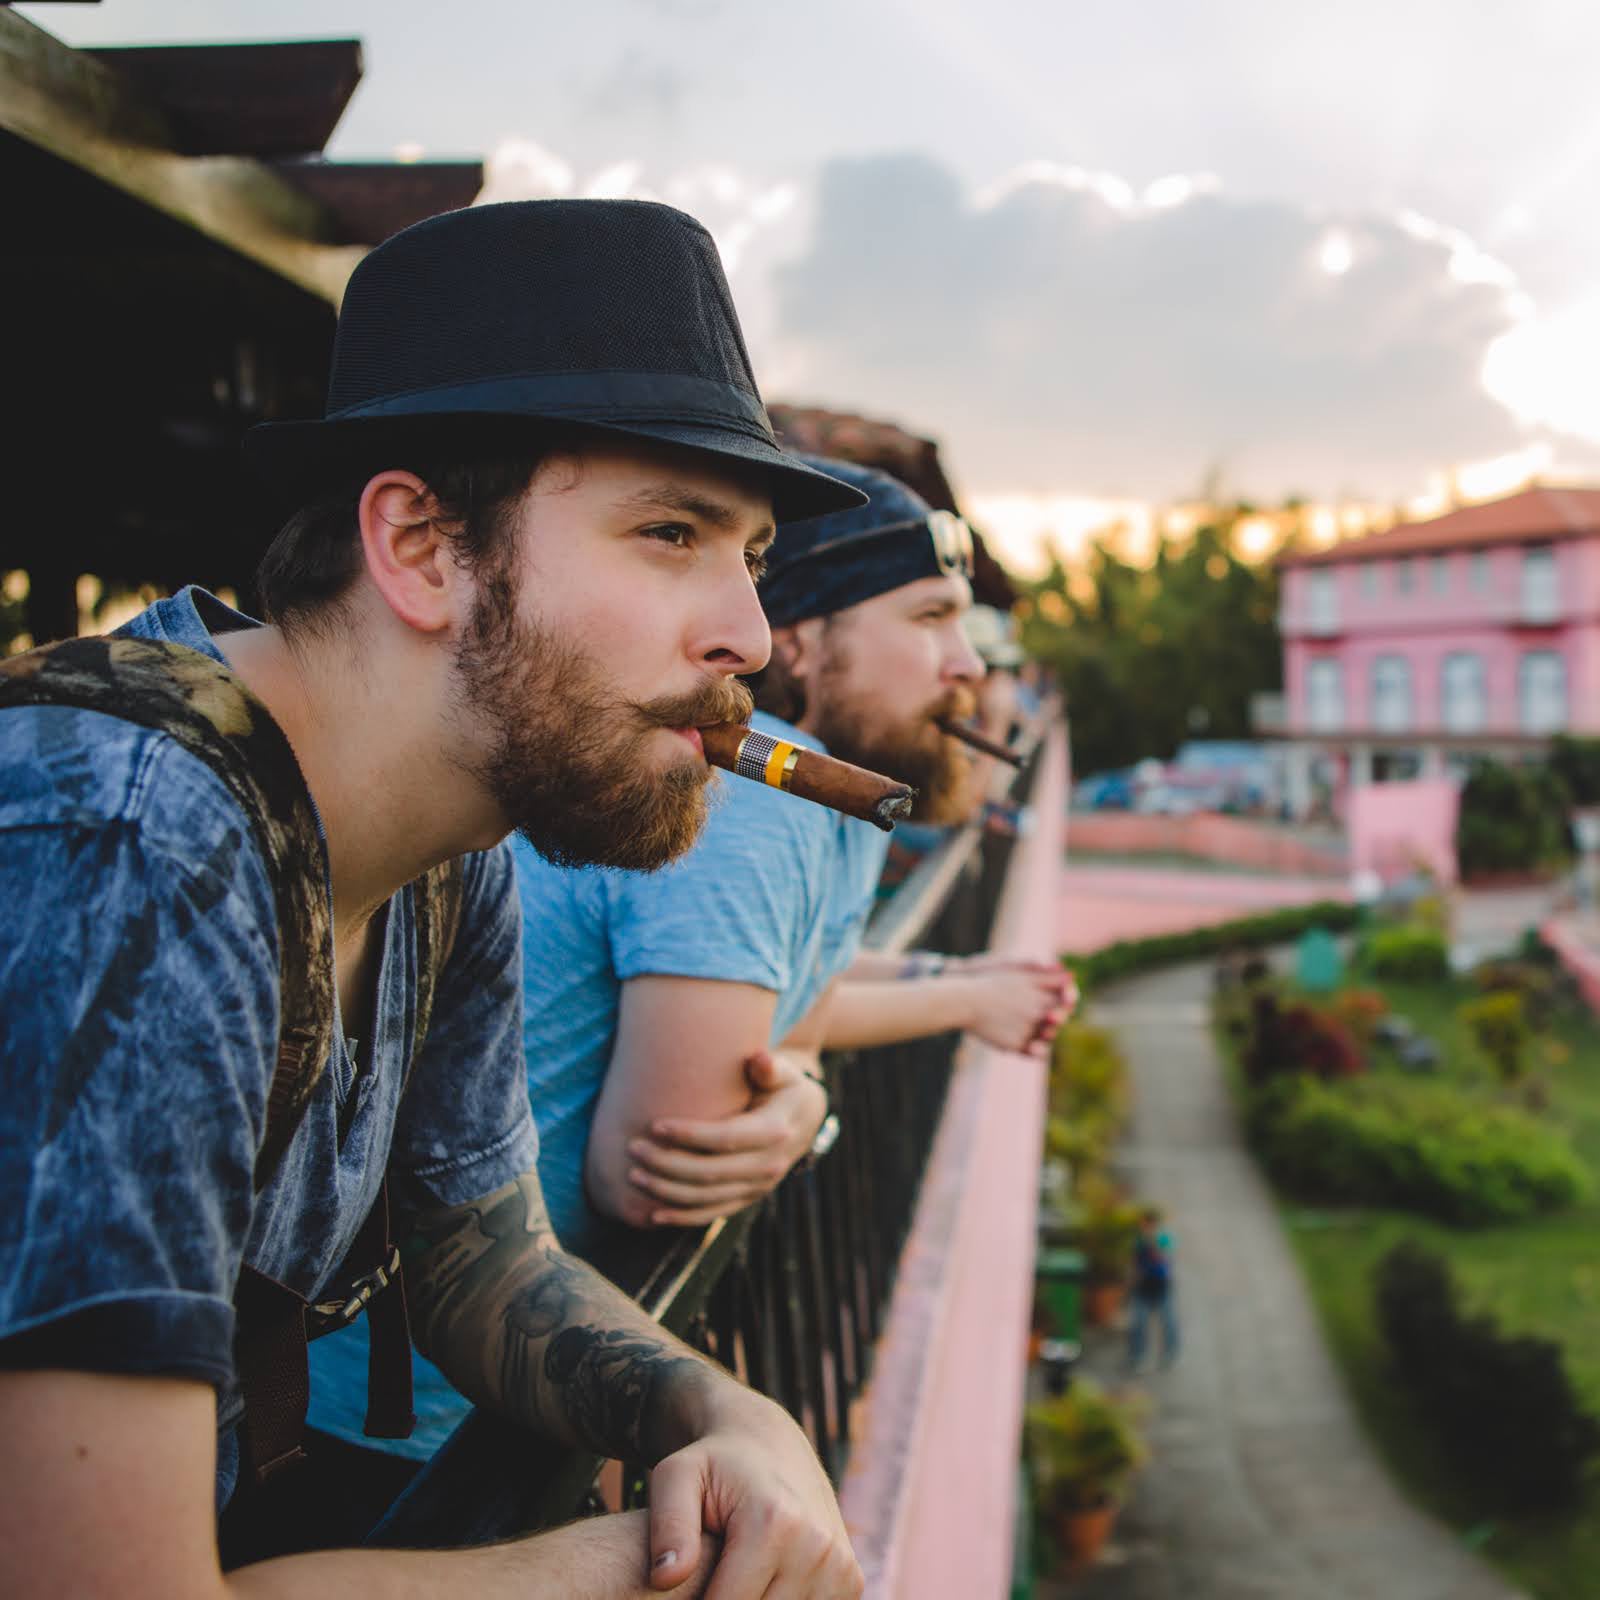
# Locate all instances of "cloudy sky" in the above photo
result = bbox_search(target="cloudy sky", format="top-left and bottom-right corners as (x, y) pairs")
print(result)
(23, 0), (1600, 547)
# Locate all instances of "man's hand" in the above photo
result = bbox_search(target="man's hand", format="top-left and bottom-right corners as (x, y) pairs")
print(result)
(954, 962), (1073, 1056)
(647, 1386), (863, 1598)
(626, 1052), (828, 1226)
(956, 954), (1078, 1028)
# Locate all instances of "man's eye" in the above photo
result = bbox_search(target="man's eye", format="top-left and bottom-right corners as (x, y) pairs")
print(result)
(643, 522), (693, 548)
(745, 549), (769, 581)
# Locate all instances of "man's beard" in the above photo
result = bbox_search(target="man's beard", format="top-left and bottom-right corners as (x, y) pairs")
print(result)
(810, 651), (982, 826)
(454, 570), (753, 871)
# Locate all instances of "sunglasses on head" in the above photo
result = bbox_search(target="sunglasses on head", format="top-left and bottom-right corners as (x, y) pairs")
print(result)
(777, 511), (976, 580)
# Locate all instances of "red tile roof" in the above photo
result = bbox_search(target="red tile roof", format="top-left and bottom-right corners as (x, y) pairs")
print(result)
(1283, 485), (1600, 566)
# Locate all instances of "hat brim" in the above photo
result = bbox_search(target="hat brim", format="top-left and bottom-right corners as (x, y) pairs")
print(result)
(244, 412), (866, 524)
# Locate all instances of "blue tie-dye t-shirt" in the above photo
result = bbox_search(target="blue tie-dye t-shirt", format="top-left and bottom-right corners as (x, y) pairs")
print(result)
(0, 588), (537, 1509)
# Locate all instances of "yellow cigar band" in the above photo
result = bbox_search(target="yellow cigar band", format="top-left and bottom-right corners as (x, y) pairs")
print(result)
(766, 741), (800, 790)
(732, 728), (801, 791)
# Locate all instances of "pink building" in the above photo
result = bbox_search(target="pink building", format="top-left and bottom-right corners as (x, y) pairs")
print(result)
(1268, 486), (1600, 819)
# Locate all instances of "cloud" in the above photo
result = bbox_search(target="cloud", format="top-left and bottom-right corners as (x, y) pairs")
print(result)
(770, 154), (1533, 499)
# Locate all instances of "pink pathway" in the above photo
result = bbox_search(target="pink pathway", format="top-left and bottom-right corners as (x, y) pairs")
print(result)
(1058, 862), (1352, 954)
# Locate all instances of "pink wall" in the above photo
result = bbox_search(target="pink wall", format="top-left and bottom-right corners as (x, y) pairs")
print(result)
(1347, 778), (1460, 884)
(1068, 811), (1347, 875)
(1541, 917), (1600, 1016)
(837, 725), (1067, 1600)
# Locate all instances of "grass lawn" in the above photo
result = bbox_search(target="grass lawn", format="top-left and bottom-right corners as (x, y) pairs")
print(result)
(1229, 975), (1600, 1600)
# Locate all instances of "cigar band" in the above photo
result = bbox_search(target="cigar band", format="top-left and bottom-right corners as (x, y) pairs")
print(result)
(733, 728), (801, 792)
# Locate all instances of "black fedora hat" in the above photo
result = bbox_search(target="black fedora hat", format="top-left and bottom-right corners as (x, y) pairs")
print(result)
(245, 199), (864, 522)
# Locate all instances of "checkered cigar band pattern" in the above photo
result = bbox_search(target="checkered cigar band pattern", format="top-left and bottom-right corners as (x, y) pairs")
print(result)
(733, 729), (799, 789)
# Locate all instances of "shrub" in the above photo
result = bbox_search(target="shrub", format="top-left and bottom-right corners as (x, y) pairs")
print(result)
(1027, 1377), (1149, 1515)
(1459, 990), (1531, 1082)
(1456, 759), (1572, 877)
(1471, 957), (1580, 1028)
(1070, 1174), (1144, 1283)
(1250, 1076), (1590, 1225)
(1326, 987), (1388, 1049)
(1375, 1241), (1600, 1510)
(1242, 990), (1365, 1086)
(1363, 925), (1451, 983)
(1049, 1021), (1129, 1127)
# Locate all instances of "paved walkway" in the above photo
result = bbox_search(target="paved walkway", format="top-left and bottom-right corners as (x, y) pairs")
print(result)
(1059, 962), (1522, 1600)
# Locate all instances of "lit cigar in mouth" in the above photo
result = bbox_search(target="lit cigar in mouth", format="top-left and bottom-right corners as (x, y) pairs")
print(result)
(700, 723), (916, 831)
(935, 715), (1025, 768)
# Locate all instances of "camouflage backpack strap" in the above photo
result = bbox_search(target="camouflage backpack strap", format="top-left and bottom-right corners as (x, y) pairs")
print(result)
(0, 635), (334, 1191)
(407, 853), (466, 1080)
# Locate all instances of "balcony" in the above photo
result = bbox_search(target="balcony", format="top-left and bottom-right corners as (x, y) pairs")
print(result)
(367, 718), (1070, 1598)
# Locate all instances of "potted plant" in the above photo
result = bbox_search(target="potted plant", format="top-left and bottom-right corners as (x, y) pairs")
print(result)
(1026, 1378), (1148, 1572)
(1073, 1177), (1142, 1326)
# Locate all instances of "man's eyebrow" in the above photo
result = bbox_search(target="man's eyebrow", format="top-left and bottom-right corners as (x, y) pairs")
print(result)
(616, 483), (768, 535)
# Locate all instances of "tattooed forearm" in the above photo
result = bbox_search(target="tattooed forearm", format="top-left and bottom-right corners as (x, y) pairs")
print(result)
(402, 1171), (715, 1463)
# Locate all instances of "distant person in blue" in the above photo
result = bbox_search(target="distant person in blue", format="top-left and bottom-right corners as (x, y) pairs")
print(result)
(0, 200), (865, 1598)
(310, 459), (1073, 1465)
(1128, 1207), (1180, 1370)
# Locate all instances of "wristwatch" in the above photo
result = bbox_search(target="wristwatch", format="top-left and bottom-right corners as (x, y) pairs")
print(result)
(898, 950), (950, 980)
(798, 1067), (841, 1170)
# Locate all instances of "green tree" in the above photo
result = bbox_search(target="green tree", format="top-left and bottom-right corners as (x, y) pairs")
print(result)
(1019, 512), (1282, 776)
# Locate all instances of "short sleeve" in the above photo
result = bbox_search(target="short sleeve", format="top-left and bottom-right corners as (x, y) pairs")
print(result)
(606, 779), (828, 994)
(389, 841), (540, 1208)
(0, 737), (278, 1388)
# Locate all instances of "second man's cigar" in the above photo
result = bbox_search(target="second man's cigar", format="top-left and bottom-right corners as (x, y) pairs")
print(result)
(700, 723), (915, 831)
(935, 715), (1024, 767)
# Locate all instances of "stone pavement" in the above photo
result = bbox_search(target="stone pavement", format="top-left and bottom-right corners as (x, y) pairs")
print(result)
(1053, 961), (1522, 1600)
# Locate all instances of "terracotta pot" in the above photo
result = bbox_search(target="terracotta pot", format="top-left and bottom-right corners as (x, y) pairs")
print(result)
(1082, 1280), (1124, 1327)
(1057, 1499), (1118, 1572)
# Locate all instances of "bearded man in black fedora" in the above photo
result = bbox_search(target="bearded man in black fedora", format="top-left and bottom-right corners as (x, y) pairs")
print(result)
(0, 200), (866, 1598)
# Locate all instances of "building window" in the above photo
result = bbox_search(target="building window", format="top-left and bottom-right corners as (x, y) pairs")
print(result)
(1306, 568), (1338, 632)
(1519, 650), (1567, 733)
(1371, 654), (1413, 732)
(1306, 659), (1343, 731)
(1440, 651), (1486, 732)
(1430, 554), (1449, 595)
(1360, 562), (1378, 598)
(1522, 546), (1559, 622)
(1470, 549), (1490, 591)
(1396, 558), (1415, 595)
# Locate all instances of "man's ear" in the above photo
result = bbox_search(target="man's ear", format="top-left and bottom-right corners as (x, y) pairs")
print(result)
(356, 470), (462, 636)
(772, 618), (825, 683)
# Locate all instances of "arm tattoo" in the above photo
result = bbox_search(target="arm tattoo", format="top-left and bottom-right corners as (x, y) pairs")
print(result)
(402, 1172), (715, 1463)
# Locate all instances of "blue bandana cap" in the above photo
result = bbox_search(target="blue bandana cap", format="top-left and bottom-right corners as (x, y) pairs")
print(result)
(758, 455), (974, 627)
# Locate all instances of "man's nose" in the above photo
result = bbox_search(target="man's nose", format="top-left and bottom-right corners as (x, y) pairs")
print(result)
(947, 626), (986, 684)
(699, 570), (772, 676)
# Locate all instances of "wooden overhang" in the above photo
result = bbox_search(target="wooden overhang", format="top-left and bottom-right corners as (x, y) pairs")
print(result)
(0, 11), (482, 643)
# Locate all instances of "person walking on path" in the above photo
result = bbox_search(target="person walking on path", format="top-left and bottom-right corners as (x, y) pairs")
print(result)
(1127, 1207), (1178, 1372)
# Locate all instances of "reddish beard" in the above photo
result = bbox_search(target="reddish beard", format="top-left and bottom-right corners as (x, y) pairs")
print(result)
(454, 569), (753, 870)
(812, 675), (983, 826)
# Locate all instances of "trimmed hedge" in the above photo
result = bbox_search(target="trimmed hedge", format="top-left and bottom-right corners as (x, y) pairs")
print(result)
(1361, 925), (1451, 983)
(1376, 1241), (1600, 1510)
(1065, 900), (1360, 992)
(1250, 1075), (1590, 1226)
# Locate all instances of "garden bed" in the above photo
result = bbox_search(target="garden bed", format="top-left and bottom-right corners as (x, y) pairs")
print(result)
(1221, 969), (1600, 1600)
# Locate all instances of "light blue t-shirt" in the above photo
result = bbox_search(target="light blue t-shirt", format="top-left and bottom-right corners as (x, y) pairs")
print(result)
(332, 712), (889, 1460)
(519, 712), (890, 1257)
